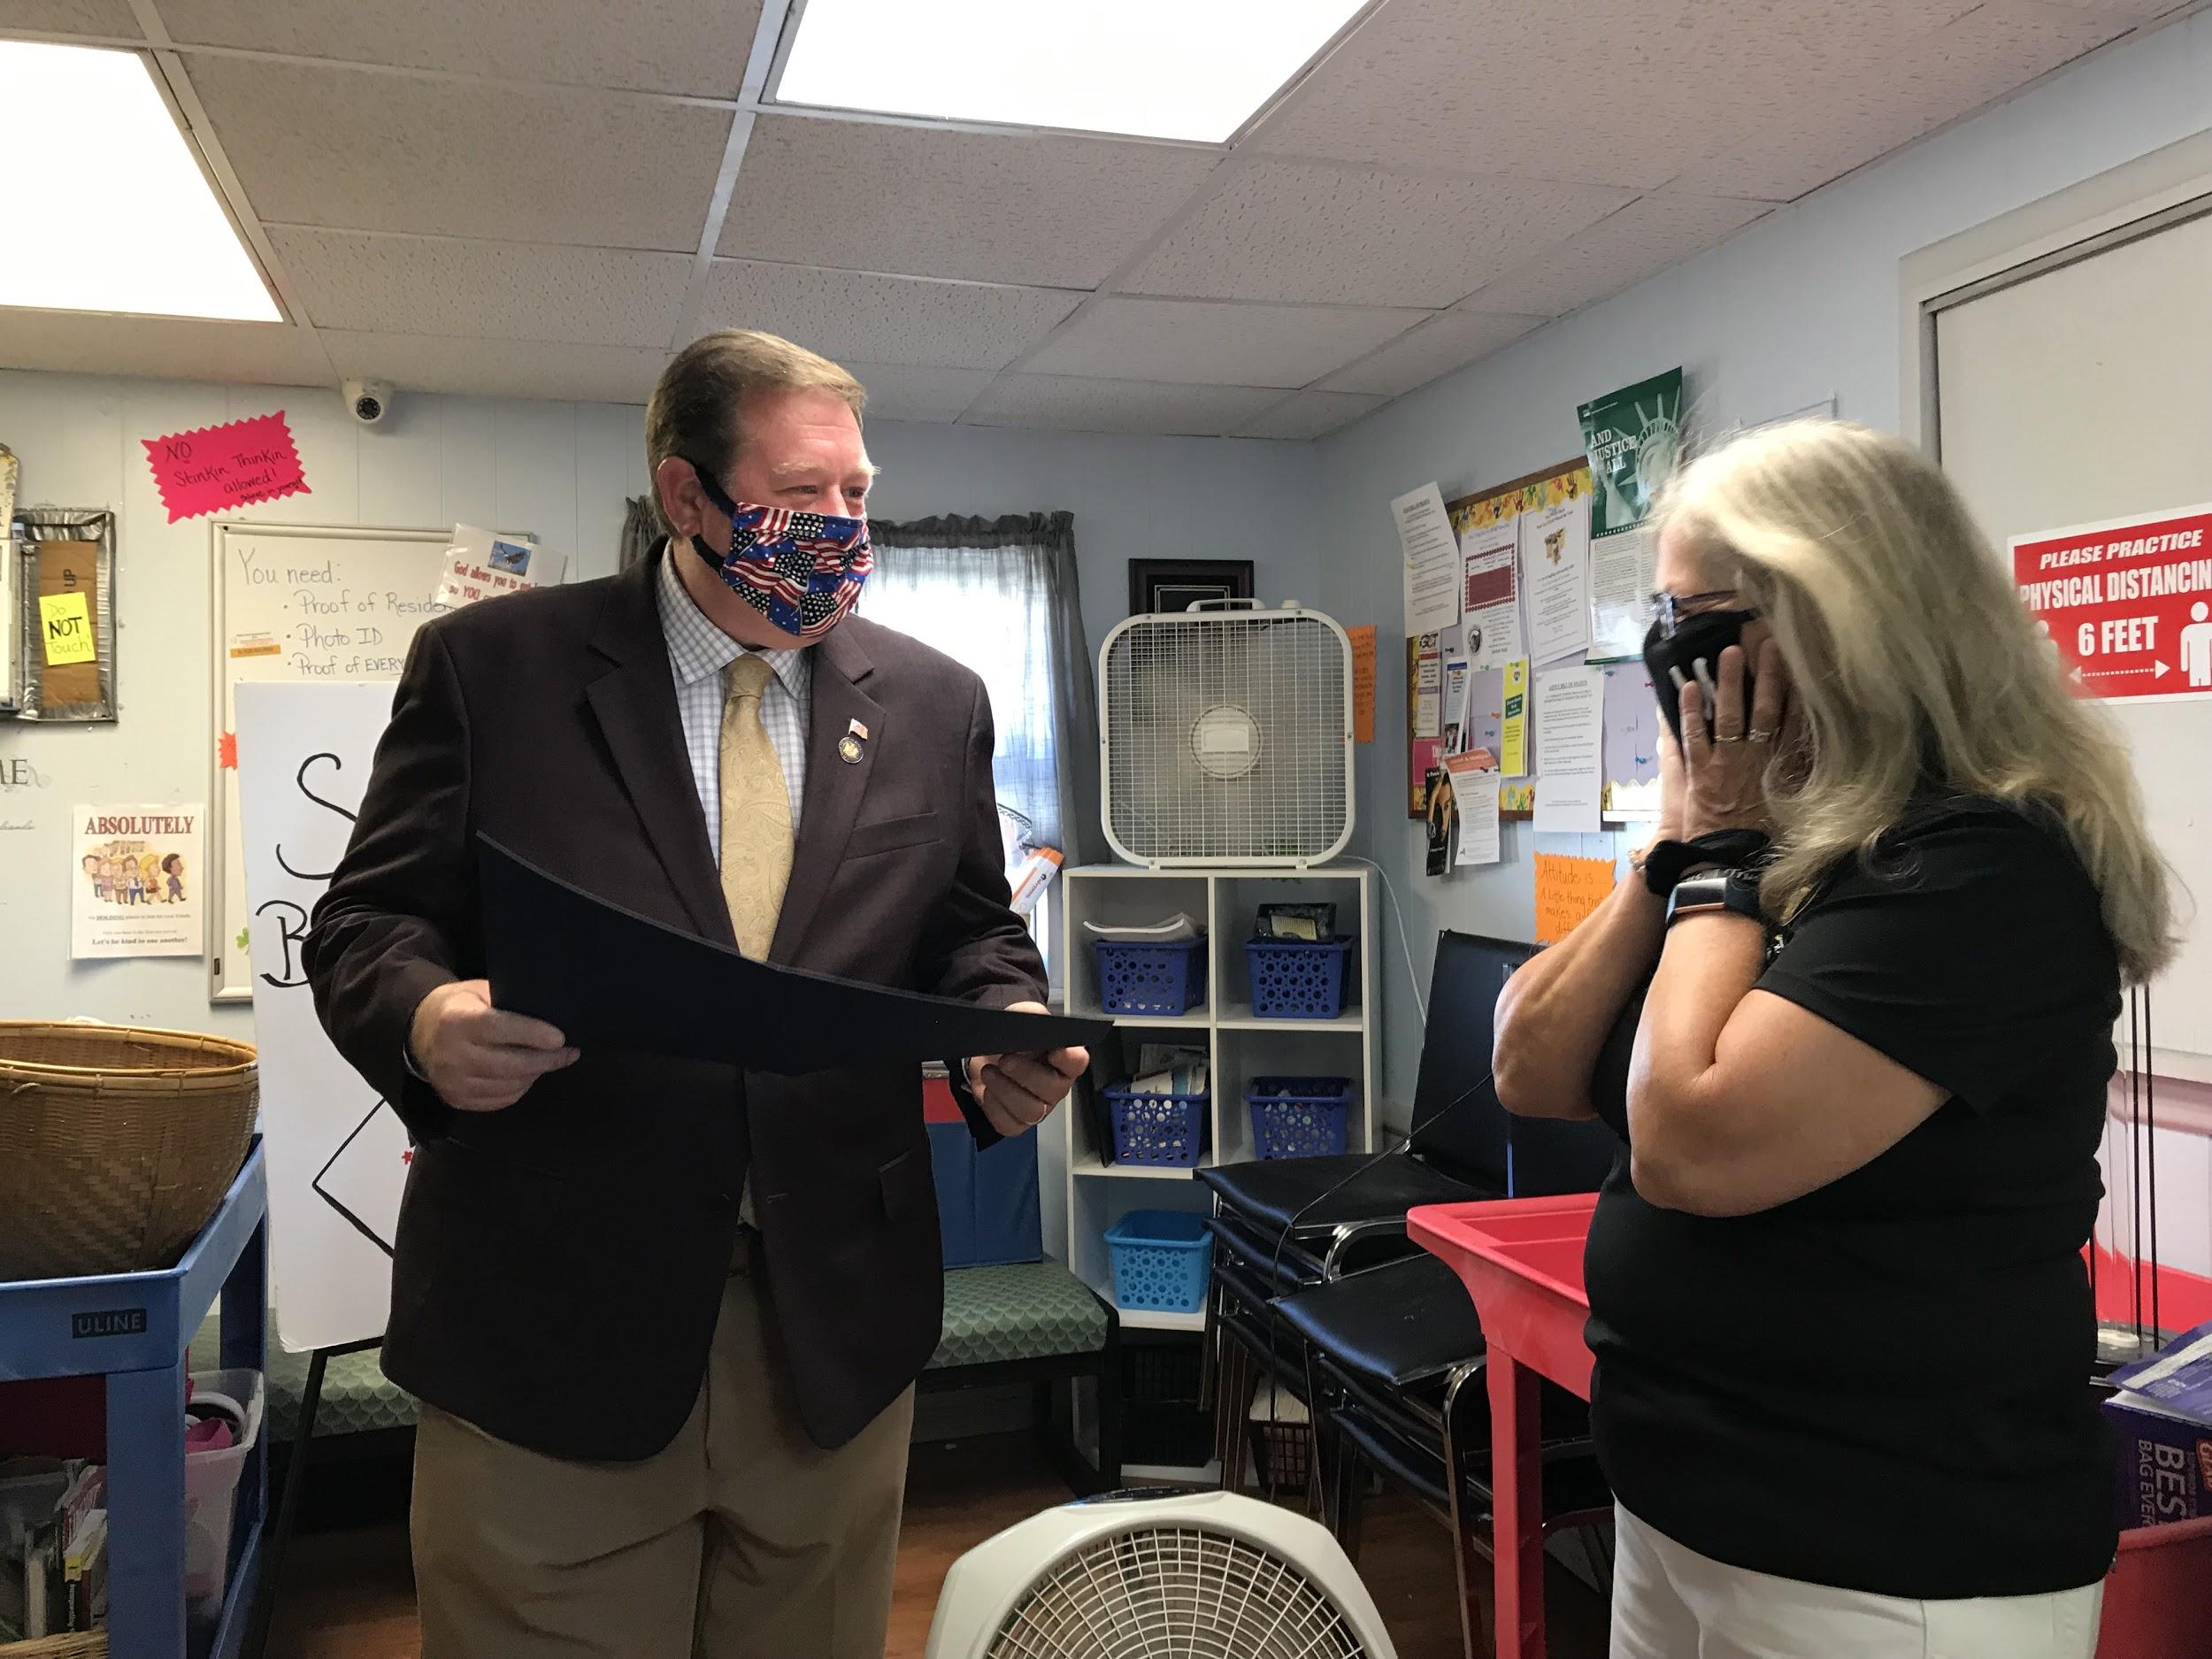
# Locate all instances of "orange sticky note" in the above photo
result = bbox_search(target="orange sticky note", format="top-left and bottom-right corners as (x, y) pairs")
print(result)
(1348, 626), (1377, 743)
(1534, 852), (1615, 944)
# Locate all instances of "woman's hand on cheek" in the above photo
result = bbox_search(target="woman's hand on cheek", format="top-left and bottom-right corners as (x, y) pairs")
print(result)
(1678, 639), (1792, 839)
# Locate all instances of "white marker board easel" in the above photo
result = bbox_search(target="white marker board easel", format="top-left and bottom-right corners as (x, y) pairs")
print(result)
(1932, 197), (2212, 1075)
(207, 522), (526, 1002)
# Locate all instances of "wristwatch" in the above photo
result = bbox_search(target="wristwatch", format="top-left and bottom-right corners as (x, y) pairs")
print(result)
(1666, 867), (1766, 927)
(1641, 829), (1773, 896)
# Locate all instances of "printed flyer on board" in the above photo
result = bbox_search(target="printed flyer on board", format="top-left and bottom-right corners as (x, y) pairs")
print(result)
(73, 803), (204, 958)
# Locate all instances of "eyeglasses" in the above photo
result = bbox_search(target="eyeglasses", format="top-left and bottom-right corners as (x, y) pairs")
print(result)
(1648, 589), (1754, 639)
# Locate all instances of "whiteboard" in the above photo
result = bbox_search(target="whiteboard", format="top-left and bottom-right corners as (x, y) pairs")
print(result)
(207, 522), (452, 1002)
(1933, 200), (2212, 1073)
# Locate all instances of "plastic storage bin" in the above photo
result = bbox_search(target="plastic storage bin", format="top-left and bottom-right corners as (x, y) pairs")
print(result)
(1092, 938), (1206, 1016)
(184, 1367), (265, 1640)
(1105, 1210), (1214, 1313)
(2096, 1514), (2212, 1659)
(1102, 1082), (1210, 1168)
(1244, 938), (1355, 1019)
(1247, 1076), (1353, 1159)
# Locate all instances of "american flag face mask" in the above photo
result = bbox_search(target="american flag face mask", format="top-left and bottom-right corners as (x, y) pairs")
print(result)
(683, 460), (873, 642)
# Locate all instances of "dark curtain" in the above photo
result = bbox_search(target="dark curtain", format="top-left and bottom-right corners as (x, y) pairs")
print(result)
(618, 495), (657, 572)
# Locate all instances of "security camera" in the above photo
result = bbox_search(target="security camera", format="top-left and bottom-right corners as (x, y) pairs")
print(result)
(342, 379), (394, 426)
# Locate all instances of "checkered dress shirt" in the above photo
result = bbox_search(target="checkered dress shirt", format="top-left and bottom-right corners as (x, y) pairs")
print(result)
(657, 547), (810, 860)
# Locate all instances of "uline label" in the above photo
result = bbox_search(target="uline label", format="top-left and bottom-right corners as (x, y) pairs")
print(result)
(72, 1308), (148, 1339)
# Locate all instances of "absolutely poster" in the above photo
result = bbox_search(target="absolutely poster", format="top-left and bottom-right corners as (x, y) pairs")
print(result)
(72, 803), (204, 958)
(2012, 504), (2212, 701)
(1578, 369), (1683, 536)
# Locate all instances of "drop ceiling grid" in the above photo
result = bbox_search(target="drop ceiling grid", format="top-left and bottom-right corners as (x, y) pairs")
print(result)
(1667, 0), (2141, 201)
(1130, 160), (1641, 310)
(1243, 0), (1993, 189)
(1021, 296), (1429, 388)
(716, 115), (1225, 288)
(148, 0), (764, 97)
(180, 53), (735, 249)
(0, 0), (2195, 434)
(268, 228), (696, 345)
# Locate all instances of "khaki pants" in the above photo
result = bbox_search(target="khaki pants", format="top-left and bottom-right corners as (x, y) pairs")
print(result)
(411, 1247), (915, 1659)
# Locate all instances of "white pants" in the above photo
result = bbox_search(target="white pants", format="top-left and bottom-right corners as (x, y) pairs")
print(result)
(1609, 1505), (2103, 1659)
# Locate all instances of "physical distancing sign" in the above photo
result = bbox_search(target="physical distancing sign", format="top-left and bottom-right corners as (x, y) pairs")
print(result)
(2014, 505), (2212, 702)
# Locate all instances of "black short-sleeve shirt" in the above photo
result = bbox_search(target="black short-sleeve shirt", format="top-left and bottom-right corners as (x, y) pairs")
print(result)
(1583, 797), (2121, 1598)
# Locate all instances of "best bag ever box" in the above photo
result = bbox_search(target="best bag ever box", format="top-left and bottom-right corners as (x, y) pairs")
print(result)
(2103, 1318), (2212, 1529)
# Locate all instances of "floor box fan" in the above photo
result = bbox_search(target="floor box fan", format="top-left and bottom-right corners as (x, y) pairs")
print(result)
(925, 1489), (1397, 1657)
(1099, 600), (1354, 867)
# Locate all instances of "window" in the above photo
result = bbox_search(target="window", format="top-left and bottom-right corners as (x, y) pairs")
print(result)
(860, 514), (1100, 983)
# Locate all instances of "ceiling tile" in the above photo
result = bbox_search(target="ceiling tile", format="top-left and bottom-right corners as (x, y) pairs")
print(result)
(1670, 2), (2131, 202)
(964, 376), (1282, 436)
(1250, 0), (1980, 189)
(1023, 296), (1425, 388)
(270, 229), (690, 345)
(1457, 193), (1774, 318)
(1316, 310), (1545, 396)
(700, 262), (1080, 371)
(184, 54), (727, 249)
(4, 0), (139, 35)
(1233, 391), (1387, 442)
(1120, 160), (1632, 308)
(840, 361), (995, 424)
(321, 332), (666, 403)
(154, 0), (760, 96)
(720, 116), (1221, 288)
(2032, 0), (2188, 16)
(0, 312), (327, 386)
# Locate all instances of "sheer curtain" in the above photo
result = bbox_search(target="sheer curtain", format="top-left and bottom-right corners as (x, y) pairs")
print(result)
(859, 512), (1102, 869)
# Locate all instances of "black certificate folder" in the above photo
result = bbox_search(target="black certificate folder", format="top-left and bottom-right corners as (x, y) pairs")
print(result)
(478, 834), (1109, 1075)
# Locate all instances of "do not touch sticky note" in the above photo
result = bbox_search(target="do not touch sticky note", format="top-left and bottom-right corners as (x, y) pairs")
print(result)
(39, 591), (96, 664)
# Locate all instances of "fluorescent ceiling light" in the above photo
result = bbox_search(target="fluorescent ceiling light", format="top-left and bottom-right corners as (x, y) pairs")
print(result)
(0, 43), (279, 322)
(775, 0), (1367, 144)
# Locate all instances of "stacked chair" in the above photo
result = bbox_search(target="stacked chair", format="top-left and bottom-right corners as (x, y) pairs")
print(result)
(1199, 931), (1623, 1658)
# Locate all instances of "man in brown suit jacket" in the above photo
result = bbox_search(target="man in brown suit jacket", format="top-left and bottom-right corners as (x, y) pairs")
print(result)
(306, 331), (1085, 1659)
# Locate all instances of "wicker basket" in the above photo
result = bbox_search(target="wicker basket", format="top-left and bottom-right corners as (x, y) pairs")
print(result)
(0, 1634), (108, 1656)
(0, 1022), (257, 1282)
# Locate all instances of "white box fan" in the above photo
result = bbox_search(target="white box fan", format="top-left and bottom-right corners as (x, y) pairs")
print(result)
(1099, 600), (1354, 867)
(926, 1489), (1396, 1659)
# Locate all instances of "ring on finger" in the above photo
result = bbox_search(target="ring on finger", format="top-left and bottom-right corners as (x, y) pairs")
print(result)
(1747, 727), (1777, 743)
(1714, 733), (1745, 744)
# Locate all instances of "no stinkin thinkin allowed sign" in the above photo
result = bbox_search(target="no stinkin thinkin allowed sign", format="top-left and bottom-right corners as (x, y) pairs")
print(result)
(2014, 504), (2212, 703)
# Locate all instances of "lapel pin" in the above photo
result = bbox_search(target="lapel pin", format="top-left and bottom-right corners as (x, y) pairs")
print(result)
(838, 718), (868, 764)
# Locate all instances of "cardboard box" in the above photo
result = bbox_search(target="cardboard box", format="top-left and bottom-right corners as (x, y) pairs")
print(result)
(2105, 1318), (2212, 1529)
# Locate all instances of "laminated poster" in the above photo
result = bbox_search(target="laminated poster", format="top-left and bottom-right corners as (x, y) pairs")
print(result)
(1578, 369), (1683, 537)
(73, 803), (204, 959)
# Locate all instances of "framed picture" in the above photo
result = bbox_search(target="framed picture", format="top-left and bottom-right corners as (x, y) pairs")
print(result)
(1128, 557), (1255, 617)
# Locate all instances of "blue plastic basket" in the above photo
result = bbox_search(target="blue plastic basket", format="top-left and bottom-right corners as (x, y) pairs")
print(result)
(1105, 1210), (1214, 1313)
(1247, 1076), (1354, 1159)
(1092, 937), (1207, 1016)
(1244, 937), (1355, 1019)
(1102, 1082), (1210, 1167)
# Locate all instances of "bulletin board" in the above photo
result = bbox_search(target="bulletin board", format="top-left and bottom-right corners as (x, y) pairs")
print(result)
(1406, 457), (1588, 818)
(206, 522), (453, 1002)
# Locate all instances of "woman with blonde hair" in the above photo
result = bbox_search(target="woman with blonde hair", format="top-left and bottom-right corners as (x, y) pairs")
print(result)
(1495, 419), (2170, 1658)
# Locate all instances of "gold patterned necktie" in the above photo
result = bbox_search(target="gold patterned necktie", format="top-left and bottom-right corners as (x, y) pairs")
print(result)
(718, 654), (793, 959)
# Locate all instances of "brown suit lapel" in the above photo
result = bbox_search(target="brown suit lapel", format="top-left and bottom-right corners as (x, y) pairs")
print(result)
(771, 623), (884, 965)
(583, 549), (733, 944)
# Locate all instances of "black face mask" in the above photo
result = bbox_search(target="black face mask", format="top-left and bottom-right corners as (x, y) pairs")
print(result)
(1642, 607), (1760, 746)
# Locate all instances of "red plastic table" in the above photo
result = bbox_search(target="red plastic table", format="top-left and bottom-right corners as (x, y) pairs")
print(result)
(1413, 1199), (2212, 1659)
(1409, 1194), (1599, 1659)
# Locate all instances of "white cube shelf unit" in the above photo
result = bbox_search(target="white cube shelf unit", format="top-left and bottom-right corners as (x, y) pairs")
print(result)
(1051, 864), (1377, 1333)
